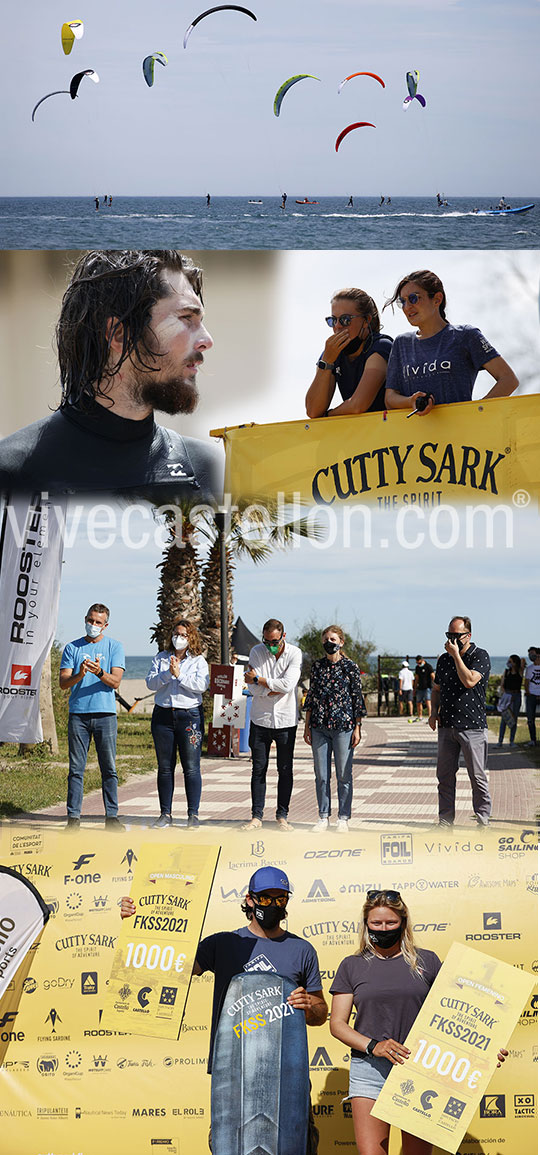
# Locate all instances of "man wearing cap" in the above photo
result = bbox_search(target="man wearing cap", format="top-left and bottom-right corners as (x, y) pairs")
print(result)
(242, 618), (302, 832)
(398, 660), (414, 717)
(121, 865), (326, 1152)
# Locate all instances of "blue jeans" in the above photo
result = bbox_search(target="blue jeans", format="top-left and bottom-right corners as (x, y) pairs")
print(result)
(67, 712), (118, 817)
(311, 727), (354, 819)
(151, 705), (203, 817)
(498, 691), (521, 744)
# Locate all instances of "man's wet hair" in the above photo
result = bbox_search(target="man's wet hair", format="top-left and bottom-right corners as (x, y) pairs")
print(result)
(56, 250), (203, 411)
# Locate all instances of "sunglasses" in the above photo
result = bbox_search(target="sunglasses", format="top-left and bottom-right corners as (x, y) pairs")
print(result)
(445, 631), (469, 640)
(396, 293), (420, 309)
(324, 313), (360, 328)
(252, 892), (288, 908)
(366, 890), (401, 903)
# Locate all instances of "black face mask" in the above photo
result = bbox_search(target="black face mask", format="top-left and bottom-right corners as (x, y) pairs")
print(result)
(368, 925), (403, 949)
(253, 902), (285, 930)
(323, 640), (341, 655)
(447, 633), (466, 651)
(342, 334), (362, 356)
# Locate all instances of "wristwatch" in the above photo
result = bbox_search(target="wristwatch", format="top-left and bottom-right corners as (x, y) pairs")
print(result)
(316, 358), (335, 372)
(253, 675), (259, 685)
(366, 1039), (378, 1055)
(96, 668), (104, 679)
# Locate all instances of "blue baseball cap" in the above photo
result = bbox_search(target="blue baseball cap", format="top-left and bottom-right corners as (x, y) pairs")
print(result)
(248, 866), (291, 893)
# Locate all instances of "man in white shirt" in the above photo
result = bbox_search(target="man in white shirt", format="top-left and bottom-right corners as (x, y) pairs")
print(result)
(524, 646), (540, 747)
(242, 619), (302, 832)
(398, 660), (415, 717)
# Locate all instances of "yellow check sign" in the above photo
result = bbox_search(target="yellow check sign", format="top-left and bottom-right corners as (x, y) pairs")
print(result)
(371, 942), (536, 1152)
(101, 841), (220, 1040)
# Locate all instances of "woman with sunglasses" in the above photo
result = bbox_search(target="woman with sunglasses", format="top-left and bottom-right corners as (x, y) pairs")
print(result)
(305, 288), (393, 418)
(145, 617), (209, 829)
(330, 891), (507, 1155)
(303, 624), (365, 833)
(384, 269), (518, 416)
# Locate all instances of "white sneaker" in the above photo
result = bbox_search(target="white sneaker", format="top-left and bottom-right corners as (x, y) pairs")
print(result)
(311, 817), (329, 832)
(336, 818), (349, 832)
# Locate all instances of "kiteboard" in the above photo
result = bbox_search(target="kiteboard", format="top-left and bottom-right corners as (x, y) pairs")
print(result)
(211, 972), (309, 1155)
(476, 203), (535, 215)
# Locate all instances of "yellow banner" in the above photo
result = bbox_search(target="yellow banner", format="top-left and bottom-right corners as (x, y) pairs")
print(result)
(101, 841), (220, 1039)
(212, 394), (540, 507)
(372, 941), (536, 1152)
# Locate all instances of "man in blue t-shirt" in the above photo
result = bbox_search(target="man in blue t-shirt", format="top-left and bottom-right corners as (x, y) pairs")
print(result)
(60, 602), (125, 830)
(121, 865), (327, 1153)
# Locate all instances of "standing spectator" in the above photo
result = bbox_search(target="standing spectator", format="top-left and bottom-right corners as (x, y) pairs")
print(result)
(145, 618), (209, 829)
(303, 625), (365, 833)
(242, 619), (302, 832)
(398, 661), (414, 717)
(60, 603), (125, 830)
(497, 654), (522, 747)
(429, 616), (491, 827)
(524, 647), (540, 747)
(413, 655), (434, 720)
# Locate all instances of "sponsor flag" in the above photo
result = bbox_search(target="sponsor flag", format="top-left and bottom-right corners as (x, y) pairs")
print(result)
(0, 494), (65, 742)
(0, 865), (50, 997)
(371, 941), (536, 1152)
(211, 395), (540, 505)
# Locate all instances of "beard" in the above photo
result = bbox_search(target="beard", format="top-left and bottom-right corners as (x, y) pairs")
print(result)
(129, 357), (202, 415)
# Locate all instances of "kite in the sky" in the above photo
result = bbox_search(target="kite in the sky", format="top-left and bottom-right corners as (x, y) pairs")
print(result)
(403, 69), (426, 108)
(32, 70), (99, 120)
(335, 121), (376, 152)
(273, 74), (321, 117)
(69, 69), (100, 99)
(61, 20), (84, 55)
(337, 71), (385, 94)
(143, 52), (168, 86)
(183, 5), (257, 48)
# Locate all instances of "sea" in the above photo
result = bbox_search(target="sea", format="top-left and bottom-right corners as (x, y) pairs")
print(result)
(0, 196), (537, 249)
(123, 654), (512, 679)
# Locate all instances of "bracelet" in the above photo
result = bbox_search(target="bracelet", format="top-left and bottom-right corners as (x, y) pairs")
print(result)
(365, 1038), (378, 1056)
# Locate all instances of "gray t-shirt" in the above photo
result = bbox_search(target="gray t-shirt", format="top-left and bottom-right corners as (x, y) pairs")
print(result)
(385, 324), (499, 402)
(330, 949), (441, 1057)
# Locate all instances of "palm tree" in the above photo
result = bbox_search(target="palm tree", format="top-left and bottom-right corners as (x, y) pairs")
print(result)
(150, 505), (202, 652)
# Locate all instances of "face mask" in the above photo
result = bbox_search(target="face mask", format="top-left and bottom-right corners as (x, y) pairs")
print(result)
(172, 635), (188, 651)
(323, 640), (341, 655)
(447, 633), (466, 650)
(264, 640), (281, 655)
(529, 653), (536, 662)
(253, 901), (285, 930)
(343, 334), (362, 356)
(85, 622), (103, 639)
(368, 925), (403, 949)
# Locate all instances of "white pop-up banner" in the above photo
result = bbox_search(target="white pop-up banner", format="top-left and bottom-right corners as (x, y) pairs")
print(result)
(0, 865), (50, 997)
(0, 493), (65, 742)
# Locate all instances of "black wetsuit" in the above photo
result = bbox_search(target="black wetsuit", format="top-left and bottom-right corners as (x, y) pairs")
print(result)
(0, 402), (223, 502)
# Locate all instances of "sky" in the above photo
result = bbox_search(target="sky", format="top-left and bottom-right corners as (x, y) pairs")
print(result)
(55, 495), (538, 658)
(1, 0), (539, 196)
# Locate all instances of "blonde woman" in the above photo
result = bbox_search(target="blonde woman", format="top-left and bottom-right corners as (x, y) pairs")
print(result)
(330, 891), (507, 1155)
(304, 625), (365, 833)
(145, 618), (209, 829)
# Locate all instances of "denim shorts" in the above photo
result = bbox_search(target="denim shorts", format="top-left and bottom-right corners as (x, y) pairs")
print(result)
(348, 1053), (392, 1098)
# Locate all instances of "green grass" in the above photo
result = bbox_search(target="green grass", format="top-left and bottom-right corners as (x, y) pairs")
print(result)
(487, 716), (540, 767)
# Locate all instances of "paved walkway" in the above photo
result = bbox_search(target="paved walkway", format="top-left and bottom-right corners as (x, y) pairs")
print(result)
(23, 715), (537, 830)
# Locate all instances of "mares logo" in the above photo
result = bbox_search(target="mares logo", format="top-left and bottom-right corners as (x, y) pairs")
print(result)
(10, 665), (32, 686)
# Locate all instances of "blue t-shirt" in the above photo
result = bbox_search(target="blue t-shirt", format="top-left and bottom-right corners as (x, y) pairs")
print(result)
(196, 925), (322, 1071)
(333, 333), (393, 412)
(385, 324), (499, 403)
(61, 635), (125, 713)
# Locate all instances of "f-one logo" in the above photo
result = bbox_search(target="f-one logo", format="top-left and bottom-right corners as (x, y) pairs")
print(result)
(483, 912), (502, 930)
(381, 834), (413, 865)
(11, 665), (31, 686)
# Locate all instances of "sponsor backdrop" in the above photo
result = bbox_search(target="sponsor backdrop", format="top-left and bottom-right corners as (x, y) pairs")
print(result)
(0, 823), (536, 1155)
(214, 394), (540, 506)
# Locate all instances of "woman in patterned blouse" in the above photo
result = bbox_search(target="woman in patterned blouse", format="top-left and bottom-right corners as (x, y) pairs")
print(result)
(304, 625), (365, 833)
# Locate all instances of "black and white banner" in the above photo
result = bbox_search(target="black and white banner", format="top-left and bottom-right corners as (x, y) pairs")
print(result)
(0, 865), (50, 995)
(0, 493), (65, 742)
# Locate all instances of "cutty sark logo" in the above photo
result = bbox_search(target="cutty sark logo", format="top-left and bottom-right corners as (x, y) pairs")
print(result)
(312, 441), (506, 504)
